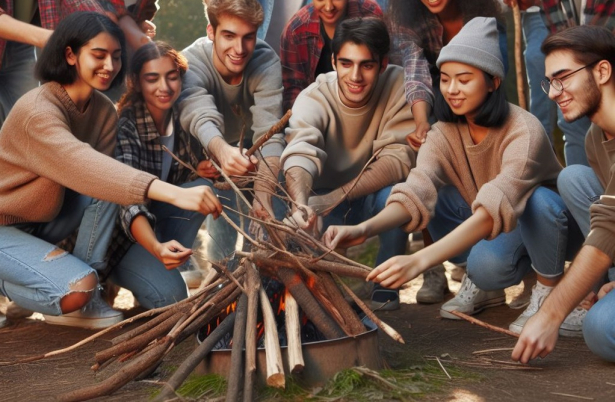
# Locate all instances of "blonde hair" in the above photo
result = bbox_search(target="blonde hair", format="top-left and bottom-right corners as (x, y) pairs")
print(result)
(204, 0), (264, 29)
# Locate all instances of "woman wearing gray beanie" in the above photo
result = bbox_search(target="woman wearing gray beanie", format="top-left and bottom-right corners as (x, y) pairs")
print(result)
(323, 16), (587, 337)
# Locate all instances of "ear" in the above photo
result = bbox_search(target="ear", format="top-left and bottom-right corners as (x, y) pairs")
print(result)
(65, 46), (77, 66)
(491, 76), (502, 92)
(379, 56), (389, 73)
(207, 24), (215, 41)
(595, 60), (612, 85)
(331, 53), (337, 71)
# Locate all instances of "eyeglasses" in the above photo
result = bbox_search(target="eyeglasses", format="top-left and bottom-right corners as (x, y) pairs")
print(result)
(541, 61), (599, 96)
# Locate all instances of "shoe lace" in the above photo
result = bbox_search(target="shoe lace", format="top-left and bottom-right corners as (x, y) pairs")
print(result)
(458, 275), (479, 302)
(524, 285), (550, 316)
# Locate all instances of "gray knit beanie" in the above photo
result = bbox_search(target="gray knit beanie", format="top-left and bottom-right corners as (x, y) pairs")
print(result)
(436, 17), (505, 79)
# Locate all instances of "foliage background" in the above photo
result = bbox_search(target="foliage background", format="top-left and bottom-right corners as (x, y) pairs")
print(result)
(152, 0), (208, 50)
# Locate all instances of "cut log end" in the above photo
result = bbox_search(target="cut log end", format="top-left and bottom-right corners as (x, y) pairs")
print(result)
(266, 373), (286, 388)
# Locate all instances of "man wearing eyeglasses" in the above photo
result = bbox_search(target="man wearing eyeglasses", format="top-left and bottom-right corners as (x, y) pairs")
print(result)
(512, 25), (615, 363)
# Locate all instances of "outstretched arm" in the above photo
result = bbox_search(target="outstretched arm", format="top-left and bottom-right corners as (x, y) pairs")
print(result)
(0, 13), (52, 48)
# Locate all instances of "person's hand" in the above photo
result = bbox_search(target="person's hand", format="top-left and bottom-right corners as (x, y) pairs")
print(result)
(322, 224), (368, 250)
(406, 121), (430, 150)
(289, 203), (317, 230)
(366, 254), (426, 288)
(172, 185), (222, 218)
(140, 20), (156, 39)
(153, 240), (192, 269)
(597, 281), (615, 300)
(196, 159), (220, 180)
(208, 137), (257, 177)
(511, 310), (560, 363)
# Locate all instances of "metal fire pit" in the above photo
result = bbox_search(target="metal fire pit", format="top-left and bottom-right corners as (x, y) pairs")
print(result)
(195, 318), (382, 386)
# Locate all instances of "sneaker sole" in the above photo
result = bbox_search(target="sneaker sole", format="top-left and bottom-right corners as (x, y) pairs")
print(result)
(43, 314), (123, 329)
(440, 295), (506, 320)
(558, 327), (584, 338)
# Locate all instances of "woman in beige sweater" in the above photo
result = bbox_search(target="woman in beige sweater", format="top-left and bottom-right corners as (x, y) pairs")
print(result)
(324, 17), (586, 336)
(0, 12), (221, 329)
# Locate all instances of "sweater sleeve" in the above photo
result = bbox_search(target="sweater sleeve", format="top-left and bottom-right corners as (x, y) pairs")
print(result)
(585, 166), (615, 261)
(20, 109), (155, 206)
(393, 25), (434, 107)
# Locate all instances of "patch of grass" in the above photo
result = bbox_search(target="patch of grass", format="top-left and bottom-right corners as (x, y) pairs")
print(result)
(352, 238), (380, 268)
(173, 373), (227, 399)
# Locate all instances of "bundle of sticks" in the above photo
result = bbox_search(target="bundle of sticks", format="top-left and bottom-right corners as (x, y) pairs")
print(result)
(3, 112), (404, 402)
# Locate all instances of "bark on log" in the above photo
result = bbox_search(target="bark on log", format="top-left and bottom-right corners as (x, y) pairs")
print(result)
(226, 293), (248, 402)
(154, 313), (237, 402)
(283, 291), (305, 374)
(243, 262), (260, 402)
(245, 109), (292, 157)
(277, 268), (345, 339)
(512, 1), (527, 110)
(317, 272), (365, 336)
(259, 287), (285, 388)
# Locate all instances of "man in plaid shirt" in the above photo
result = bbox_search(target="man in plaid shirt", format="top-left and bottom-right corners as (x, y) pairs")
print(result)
(0, 0), (157, 126)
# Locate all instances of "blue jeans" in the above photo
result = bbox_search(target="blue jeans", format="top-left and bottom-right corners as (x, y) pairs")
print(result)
(522, 11), (556, 144)
(557, 165), (603, 237)
(0, 191), (104, 315)
(427, 185), (582, 291)
(0, 41), (39, 127)
(319, 186), (408, 266)
(583, 289), (615, 362)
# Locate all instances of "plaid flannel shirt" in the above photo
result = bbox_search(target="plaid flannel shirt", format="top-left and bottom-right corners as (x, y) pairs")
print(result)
(280, 0), (382, 111)
(389, 11), (443, 107)
(0, 0), (127, 68)
(107, 101), (203, 270)
(541, 0), (615, 32)
(127, 0), (158, 23)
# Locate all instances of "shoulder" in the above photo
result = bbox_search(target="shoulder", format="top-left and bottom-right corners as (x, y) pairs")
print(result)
(349, 0), (383, 16)
(293, 73), (338, 112)
(246, 40), (281, 75)
(504, 104), (544, 135)
(182, 37), (211, 64)
(283, 4), (316, 37)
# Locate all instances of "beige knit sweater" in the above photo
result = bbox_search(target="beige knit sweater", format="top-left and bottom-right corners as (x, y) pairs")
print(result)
(0, 82), (156, 225)
(387, 104), (562, 239)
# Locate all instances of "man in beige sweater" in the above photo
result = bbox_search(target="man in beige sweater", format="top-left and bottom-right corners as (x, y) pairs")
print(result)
(281, 17), (418, 310)
(513, 25), (615, 363)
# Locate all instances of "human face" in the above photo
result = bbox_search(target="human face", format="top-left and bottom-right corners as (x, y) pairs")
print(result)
(66, 32), (122, 93)
(313, 0), (348, 27)
(207, 14), (257, 85)
(544, 50), (602, 122)
(138, 56), (182, 118)
(333, 42), (385, 108)
(439, 61), (497, 121)
(420, 0), (452, 14)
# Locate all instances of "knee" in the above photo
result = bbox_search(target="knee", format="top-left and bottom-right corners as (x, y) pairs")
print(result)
(557, 165), (588, 200)
(583, 301), (615, 362)
(61, 272), (97, 313)
(136, 278), (188, 310)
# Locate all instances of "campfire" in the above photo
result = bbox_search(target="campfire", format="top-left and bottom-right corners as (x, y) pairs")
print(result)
(2, 112), (404, 402)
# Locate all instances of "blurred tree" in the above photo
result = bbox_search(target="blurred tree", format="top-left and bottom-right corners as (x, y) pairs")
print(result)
(153, 0), (208, 50)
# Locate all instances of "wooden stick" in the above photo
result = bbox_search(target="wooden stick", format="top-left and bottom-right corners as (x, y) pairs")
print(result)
(259, 286), (285, 388)
(283, 291), (305, 374)
(511, 1), (527, 110)
(226, 293), (248, 402)
(317, 272), (365, 336)
(446, 310), (520, 338)
(245, 109), (292, 157)
(243, 262), (260, 402)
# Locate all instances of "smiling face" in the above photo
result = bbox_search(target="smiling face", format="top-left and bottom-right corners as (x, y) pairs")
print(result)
(66, 31), (122, 93)
(333, 42), (386, 108)
(313, 0), (348, 28)
(544, 50), (602, 122)
(207, 13), (257, 85)
(420, 0), (452, 14)
(138, 56), (182, 118)
(439, 61), (497, 121)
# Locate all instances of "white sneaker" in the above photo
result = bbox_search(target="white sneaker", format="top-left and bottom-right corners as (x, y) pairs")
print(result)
(0, 313), (6, 328)
(559, 307), (586, 338)
(43, 286), (123, 329)
(509, 282), (551, 334)
(440, 274), (506, 319)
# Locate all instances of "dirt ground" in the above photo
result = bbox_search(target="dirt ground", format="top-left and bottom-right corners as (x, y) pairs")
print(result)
(1, 249), (614, 401)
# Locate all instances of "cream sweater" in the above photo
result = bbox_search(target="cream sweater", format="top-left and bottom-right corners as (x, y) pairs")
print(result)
(388, 104), (562, 239)
(0, 82), (156, 225)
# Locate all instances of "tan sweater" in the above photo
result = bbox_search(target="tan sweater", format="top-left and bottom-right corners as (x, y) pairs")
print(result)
(281, 65), (416, 190)
(584, 124), (615, 261)
(0, 82), (156, 225)
(388, 104), (562, 239)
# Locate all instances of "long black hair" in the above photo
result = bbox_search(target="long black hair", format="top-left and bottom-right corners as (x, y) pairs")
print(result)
(35, 11), (127, 90)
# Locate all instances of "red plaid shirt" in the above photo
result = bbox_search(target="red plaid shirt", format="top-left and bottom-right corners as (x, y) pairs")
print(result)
(541, 0), (615, 32)
(0, 0), (127, 68)
(280, 0), (382, 111)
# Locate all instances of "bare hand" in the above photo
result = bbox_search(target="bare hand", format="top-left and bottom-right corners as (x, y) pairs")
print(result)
(597, 281), (615, 300)
(196, 160), (220, 180)
(511, 310), (560, 363)
(366, 254), (426, 288)
(140, 20), (156, 39)
(322, 224), (368, 250)
(406, 121), (430, 150)
(173, 185), (222, 218)
(154, 240), (192, 269)
(289, 204), (317, 230)
(209, 138), (257, 176)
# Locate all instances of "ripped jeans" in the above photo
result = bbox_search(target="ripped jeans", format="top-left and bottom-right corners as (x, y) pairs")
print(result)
(0, 190), (115, 315)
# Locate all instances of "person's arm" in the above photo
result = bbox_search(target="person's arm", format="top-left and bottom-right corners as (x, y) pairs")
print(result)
(284, 166), (316, 228)
(409, 101), (431, 147)
(365, 206), (493, 288)
(118, 14), (151, 50)
(130, 215), (192, 269)
(0, 13), (52, 48)
(512, 245), (611, 363)
(253, 156), (281, 219)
